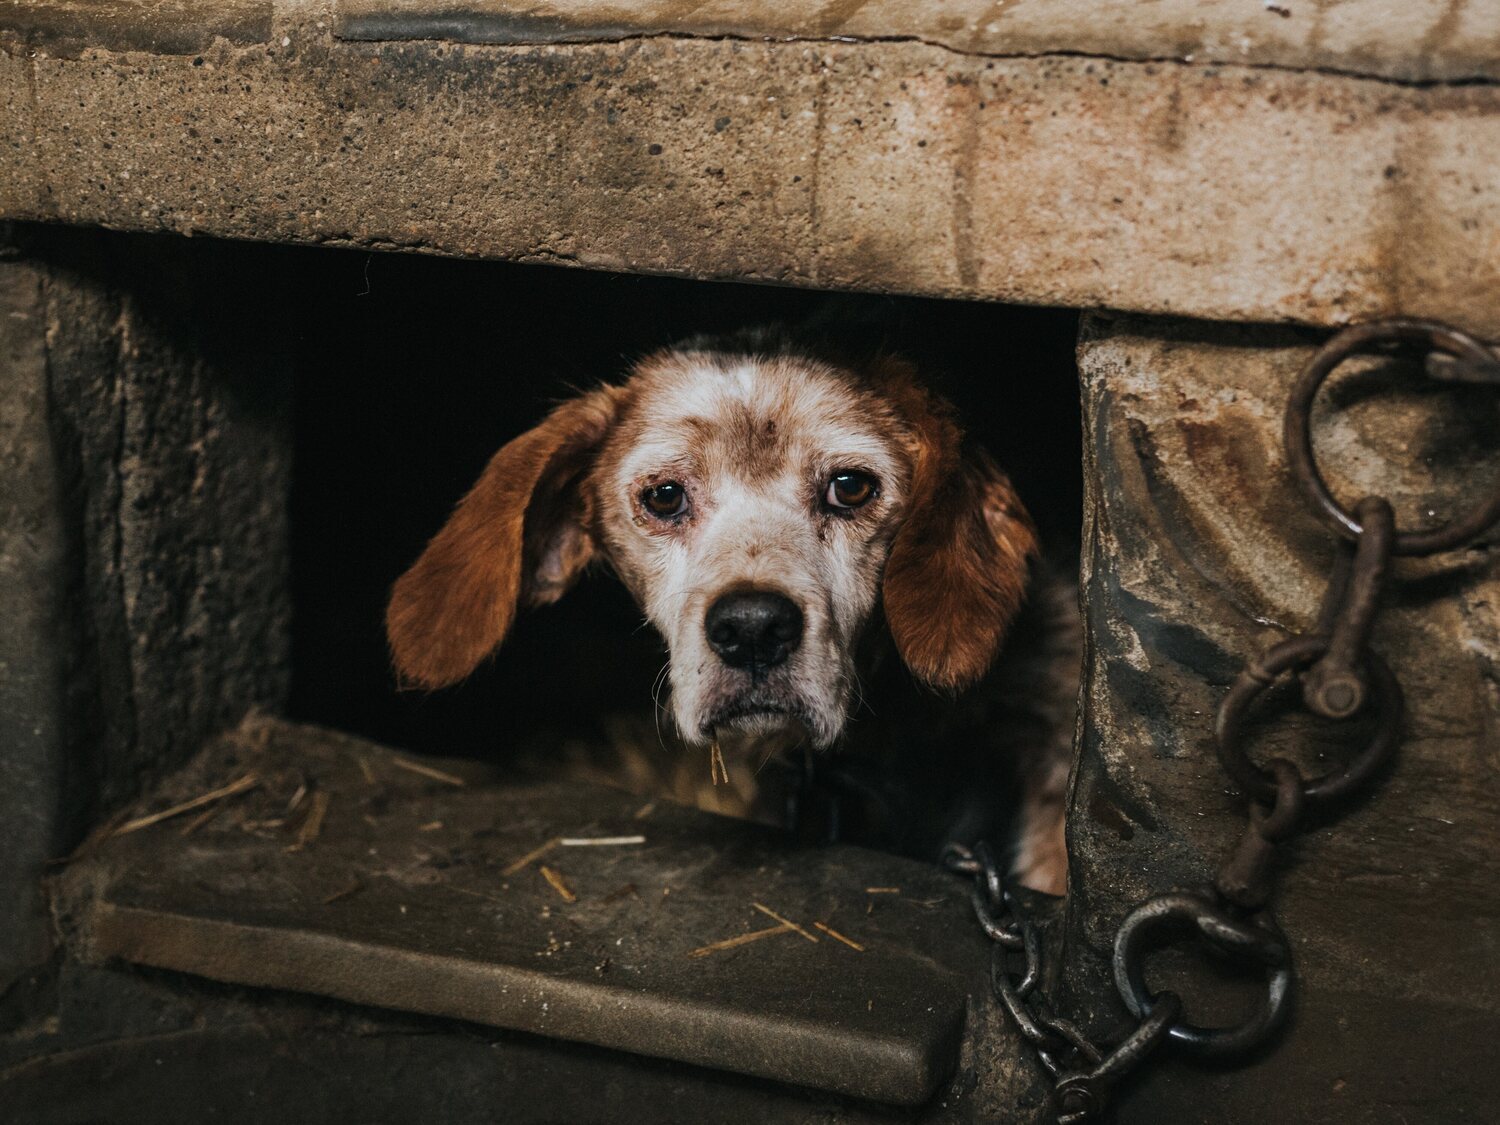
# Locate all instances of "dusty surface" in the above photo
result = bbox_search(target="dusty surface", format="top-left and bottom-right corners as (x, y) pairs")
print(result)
(1, 3), (1499, 335)
(1069, 313), (1500, 1122)
(55, 715), (1052, 1116)
(0, 954), (976, 1124)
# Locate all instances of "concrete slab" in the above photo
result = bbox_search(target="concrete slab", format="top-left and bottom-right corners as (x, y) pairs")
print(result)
(61, 716), (996, 1108)
(1, 2), (1497, 337)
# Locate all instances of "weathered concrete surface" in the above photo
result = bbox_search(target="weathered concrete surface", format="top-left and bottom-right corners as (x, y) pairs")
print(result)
(2, 3), (1500, 336)
(336, 0), (1500, 84)
(0, 957), (932, 1125)
(0, 249), (85, 986)
(1069, 314), (1500, 1122)
(53, 715), (1053, 1120)
(3, 226), (293, 826)
(0, 0), (271, 55)
(0, 223), (290, 986)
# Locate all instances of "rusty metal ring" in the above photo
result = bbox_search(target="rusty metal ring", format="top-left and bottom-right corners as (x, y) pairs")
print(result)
(1216, 635), (1403, 807)
(1252, 757), (1307, 842)
(1113, 892), (1293, 1058)
(1284, 318), (1500, 556)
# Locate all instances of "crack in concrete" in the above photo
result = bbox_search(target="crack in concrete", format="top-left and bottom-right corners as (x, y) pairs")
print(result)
(325, 25), (1500, 91)
(7, 13), (1494, 90)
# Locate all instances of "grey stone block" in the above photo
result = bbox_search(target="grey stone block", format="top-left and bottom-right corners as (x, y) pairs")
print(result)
(0, 228), (294, 979)
(1069, 313), (1500, 1121)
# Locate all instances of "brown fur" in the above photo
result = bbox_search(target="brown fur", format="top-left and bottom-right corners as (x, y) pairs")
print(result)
(876, 362), (1040, 692)
(386, 385), (626, 689)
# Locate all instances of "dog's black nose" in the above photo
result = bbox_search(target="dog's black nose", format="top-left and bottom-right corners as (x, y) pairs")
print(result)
(705, 591), (803, 672)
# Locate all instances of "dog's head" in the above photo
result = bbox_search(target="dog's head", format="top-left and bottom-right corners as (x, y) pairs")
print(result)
(386, 337), (1037, 750)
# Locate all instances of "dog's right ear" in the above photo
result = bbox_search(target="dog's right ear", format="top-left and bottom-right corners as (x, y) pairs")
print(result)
(386, 385), (624, 690)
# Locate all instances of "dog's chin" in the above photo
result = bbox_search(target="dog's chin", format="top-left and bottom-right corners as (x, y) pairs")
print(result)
(696, 687), (844, 749)
(709, 706), (805, 742)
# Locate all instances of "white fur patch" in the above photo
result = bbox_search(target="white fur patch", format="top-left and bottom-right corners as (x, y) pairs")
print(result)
(596, 352), (911, 751)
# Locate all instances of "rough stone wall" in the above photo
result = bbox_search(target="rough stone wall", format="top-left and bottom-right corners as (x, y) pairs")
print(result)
(1069, 314), (1500, 1121)
(0, 226), (292, 979)
(0, 246), (84, 983)
(43, 226), (295, 808)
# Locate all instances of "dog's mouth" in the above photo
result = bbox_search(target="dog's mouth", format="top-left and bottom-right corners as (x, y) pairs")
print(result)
(701, 688), (812, 740)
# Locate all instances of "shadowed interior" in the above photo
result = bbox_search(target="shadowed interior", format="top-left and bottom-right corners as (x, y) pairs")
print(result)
(285, 251), (1082, 806)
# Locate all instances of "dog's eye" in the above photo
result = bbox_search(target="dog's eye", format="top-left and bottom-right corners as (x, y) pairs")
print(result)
(824, 471), (878, 511)
(642, 481), (687, 518)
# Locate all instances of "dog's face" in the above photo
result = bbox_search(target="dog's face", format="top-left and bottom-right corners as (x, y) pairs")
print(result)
(592, 350), (911, 748)
(386, 341), (1037, 752)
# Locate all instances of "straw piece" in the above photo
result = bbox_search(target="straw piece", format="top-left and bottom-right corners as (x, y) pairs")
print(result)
(559, 836), (645, 847)
(389, 756), (467, 787)
(814, 921), (866, 952)
(501, 838), (559, 876)
(752, 902), (819, 943)
(179, 808), (218, 837)
(710, 741), (728, 786)
(539, 865), (578, 903)
(688, 923), (794, 959)
(356, 756), (378, 785)
(633, 801), (657, 820)
(290, 791), (330, 851)
(113, 773), (259, 836)
(864, 887), (901, 894)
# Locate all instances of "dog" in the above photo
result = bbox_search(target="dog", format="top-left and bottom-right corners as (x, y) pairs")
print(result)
(385, 327), (1074, 894)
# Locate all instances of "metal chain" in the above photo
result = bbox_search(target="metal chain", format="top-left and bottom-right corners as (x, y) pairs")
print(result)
(945, 318), (1500, 1122)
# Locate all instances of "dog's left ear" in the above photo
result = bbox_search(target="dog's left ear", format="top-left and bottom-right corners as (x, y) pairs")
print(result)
(386, 385), (623, 690)
(881, 377), (1039, 692)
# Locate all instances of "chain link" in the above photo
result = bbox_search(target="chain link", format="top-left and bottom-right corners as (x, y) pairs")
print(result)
(945, 318), (1500, 1122)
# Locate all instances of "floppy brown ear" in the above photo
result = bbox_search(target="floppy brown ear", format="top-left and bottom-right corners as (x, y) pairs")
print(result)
(386, 386), (623, 690)
(882, 380), (1039, 692)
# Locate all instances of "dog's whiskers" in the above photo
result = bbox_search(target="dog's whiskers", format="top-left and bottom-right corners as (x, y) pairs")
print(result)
(753, 737), (786, 777)
(848, 664), (871, 720)
(649, 660), (673, 754)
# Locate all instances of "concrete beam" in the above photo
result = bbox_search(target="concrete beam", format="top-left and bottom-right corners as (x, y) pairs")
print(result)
(2, 3), (1498, 337)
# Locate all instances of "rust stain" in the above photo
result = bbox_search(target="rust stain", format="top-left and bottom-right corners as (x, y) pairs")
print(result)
(950, 73), (982, 292)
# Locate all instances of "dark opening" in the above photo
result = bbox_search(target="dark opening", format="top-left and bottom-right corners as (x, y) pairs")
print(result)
(283, 251), (1082, 780)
